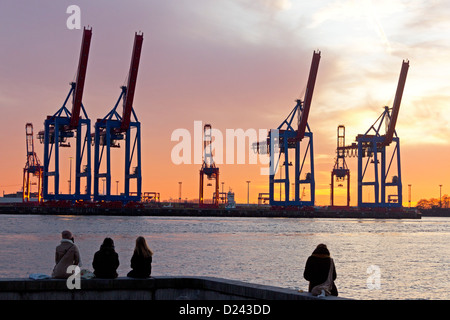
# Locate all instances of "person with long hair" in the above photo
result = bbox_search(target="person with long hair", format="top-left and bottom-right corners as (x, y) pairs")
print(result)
(127, 236), (153, 278)
(303, 243), (338, 296)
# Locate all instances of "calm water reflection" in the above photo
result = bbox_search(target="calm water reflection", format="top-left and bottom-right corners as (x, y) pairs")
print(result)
(0, 215), (449, 300)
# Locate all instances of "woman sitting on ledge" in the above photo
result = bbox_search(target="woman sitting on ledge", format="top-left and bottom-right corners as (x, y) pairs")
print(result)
(52, 230), (81, 279)
(127, 236), (153, 278)
(303, 243), (338, 296)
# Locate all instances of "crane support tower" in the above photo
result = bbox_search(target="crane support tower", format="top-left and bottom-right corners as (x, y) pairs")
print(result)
(38, 27), (92, 202)
(93, 32), (143, 203)
(339, 60), (409, 208)
(23, 123), (43, 202)
(199, 124), (220, 207)
(253, 50), (320, 207)
(330, 125), (350, 207)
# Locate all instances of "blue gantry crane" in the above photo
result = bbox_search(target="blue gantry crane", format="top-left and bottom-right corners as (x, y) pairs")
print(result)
(93, 32), (143, 203)
(338, 60), (409, 208)
(254, 51), (321, 207)
(38, 27), (92, 202)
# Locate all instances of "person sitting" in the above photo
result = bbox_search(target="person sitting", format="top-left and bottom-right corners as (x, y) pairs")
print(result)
(52, 230), (81, 279)
(303, 243), (338, 296)
(127, 236), (153, 278)
(92, 237), (119, 279)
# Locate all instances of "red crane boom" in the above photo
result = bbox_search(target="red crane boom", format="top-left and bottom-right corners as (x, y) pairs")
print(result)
(382, 59), (409, 147)
(297, 50), (321, 141)
(68, 27), (92, 129)
(119, 32), (144, 133)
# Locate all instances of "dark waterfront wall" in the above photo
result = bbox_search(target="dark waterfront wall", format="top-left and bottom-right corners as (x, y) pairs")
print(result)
(419, 208), (450, 217)
(0, 276), (346, 300)
(0, 203), (422, 219)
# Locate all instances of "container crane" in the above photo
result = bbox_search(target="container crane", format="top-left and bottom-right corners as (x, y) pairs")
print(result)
(254, 50), (320, 207)
(339, 60), (409, 208)
(38, 27), (92, 201)
(330, 125), (350, 207)
(199, 124), (219, 207)
(93, 32), (143, 202)
(23, 123), (43, 202)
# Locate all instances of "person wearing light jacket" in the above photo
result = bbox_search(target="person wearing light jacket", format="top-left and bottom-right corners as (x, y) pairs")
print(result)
(52, 230), (81, 279)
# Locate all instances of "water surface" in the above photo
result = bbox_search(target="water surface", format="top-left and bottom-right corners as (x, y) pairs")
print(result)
(0, 215), (448, 300)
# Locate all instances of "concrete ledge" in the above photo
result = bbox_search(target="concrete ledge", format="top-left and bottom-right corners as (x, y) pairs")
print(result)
(0, 276), (347, 300)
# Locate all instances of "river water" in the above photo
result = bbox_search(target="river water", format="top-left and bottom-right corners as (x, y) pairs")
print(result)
(0, 214), (448, 300)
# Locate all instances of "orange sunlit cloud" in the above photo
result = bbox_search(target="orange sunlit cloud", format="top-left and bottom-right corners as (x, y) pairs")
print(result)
(0, 0), (449, 206)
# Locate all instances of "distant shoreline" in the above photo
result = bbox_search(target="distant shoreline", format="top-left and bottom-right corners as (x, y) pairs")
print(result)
(0, 202), (424, 219)
(419, 208), (450, 217)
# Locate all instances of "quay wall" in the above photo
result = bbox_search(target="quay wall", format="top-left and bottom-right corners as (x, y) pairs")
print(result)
(0, 276), (346, 300)
(0, 203), (421, 219)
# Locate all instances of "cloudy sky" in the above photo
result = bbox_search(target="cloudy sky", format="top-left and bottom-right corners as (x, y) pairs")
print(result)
(0, 0), (449, 205)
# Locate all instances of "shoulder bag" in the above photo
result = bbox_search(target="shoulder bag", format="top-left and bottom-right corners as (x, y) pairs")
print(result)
(311, 258), (334, 296)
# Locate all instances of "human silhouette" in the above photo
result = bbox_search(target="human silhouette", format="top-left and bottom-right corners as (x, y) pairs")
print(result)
(303, 243), (338, 296)
(52, 230), (81, 279)
(127, 236), (153, 278)
(92, 237), (120, 279)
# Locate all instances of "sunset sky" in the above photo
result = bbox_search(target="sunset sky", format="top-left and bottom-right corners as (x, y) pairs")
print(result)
(0, 0), (449, 206)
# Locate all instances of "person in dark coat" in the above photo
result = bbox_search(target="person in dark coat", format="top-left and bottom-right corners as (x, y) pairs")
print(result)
(93, 237), (120, 279)
(303, 243), (338, 296)
(127, 236), (153, 278)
